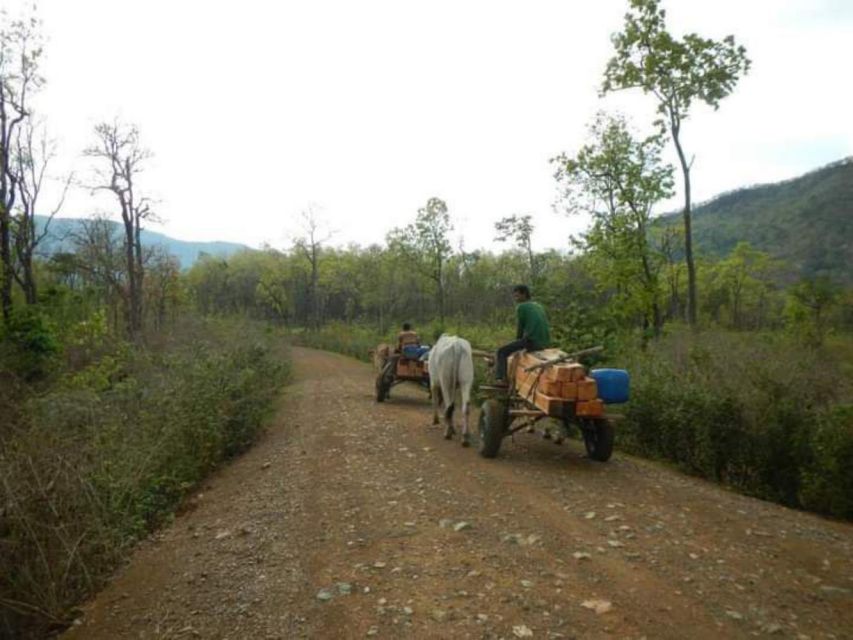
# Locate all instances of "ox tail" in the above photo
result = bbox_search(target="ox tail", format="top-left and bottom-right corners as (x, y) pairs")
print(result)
(443, 341), (460, 422)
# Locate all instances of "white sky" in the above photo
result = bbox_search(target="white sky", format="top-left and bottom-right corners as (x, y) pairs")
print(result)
(8, 0), (853, 251)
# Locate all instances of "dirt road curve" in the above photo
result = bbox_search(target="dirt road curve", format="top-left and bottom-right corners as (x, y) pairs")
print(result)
(65, 347), (853, 640)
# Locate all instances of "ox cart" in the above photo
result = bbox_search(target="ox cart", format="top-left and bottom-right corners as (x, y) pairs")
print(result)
(478, 347), (629, 462)
(375, 349), (430, 402)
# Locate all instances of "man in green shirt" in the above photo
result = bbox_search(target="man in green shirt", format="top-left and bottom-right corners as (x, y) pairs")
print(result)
(494, 284), (551, 383)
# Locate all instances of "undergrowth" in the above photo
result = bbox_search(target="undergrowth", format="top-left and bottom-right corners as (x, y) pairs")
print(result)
(0, 317), (289, 638)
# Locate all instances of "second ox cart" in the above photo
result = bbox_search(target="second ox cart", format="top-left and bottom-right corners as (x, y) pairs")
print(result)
(478, 347), (629, 462)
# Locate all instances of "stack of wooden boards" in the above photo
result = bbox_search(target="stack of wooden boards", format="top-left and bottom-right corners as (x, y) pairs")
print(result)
(509, 349), (604, 417)
(396, 357), (427, 379)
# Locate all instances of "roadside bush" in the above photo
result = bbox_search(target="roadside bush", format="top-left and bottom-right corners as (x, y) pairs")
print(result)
(290, 323), (381, 362)
(617, 329), (852, 518)
(0, 317), (289, 638)
(799, 405), (853, 517)
(0, 306), (60, 381)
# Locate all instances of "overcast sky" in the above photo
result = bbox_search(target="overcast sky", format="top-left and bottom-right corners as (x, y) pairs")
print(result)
(7, 0), (852, 251)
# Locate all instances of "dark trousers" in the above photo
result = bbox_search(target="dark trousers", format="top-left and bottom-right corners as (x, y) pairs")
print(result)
(495, 338), (533, 381)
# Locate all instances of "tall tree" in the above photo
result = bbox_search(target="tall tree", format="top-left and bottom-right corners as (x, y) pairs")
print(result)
(12, 120), (72, 304)
(0, 9), (43, 321)
(85, 120), (153, 338)
(293, 205), (332, 329)
(494, 214), (539, 286)
(553, 113), (674, 335)
(602, 0), (750, 326)
(387, 197), (453, 324)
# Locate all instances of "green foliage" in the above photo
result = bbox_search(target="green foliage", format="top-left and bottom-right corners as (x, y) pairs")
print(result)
(387, 197), (453, 321)
(602, 0), (751, 123)
(784, 276), (840, 347)
(494, 214), (538, 285)
(0, 317), (288, 637)
(552, 113), (674, 333)
(602, 0), (751, 325)
(290, 322), (382, 363)
(617, 329), (852, 518)
(700, 242), (781, 329)
(799, 405), (853, 517)
(0, 305), (59, 379)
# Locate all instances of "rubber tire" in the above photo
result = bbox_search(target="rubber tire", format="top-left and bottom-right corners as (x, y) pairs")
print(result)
(582, 418), (614, 462)
(478, 400), (507, 458)
(375, 373), (389, 402)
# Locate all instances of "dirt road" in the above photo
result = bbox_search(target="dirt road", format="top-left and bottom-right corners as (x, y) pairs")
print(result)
(65, 347), (853, 639)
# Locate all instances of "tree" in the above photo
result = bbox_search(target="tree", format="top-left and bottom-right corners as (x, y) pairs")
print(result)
(70, 216), (127, 331)
(387, 197), (453, 324)
(785, 277), (839, 347)
(12, 119), (72, 304)
(145, 246), (181, 329)
(651, 223), (684, 320)
(553, 113), (674, 335)
(85, 120), (153, 338)
(293, 205), (333, 329)
(706, 241), (778, 329)
(602, 0), (750, 326)
(494, 214), (539, 286)
(0, 8), (43, 322)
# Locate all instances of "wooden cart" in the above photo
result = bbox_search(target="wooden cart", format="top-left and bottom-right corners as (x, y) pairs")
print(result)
(375, 353), (430, 402)
(477, 347), (616, 461)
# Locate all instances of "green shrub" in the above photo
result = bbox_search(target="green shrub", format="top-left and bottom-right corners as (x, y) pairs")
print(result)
(290, 323), (385, 362)
(0, 306), (60, 380)
(617, 329), (852, 518)
(0, 317), (289, 638)
(799, 405), (853, 518)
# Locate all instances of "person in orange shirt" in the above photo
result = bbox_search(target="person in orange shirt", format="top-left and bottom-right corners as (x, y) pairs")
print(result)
(396, 322), (420, 353)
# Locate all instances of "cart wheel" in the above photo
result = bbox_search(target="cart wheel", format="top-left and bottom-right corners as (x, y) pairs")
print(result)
(581, 418), (614, 462)
(375, 373), (385, 402)
(375, 361), (395, 403)
(478, 399), (507, 458)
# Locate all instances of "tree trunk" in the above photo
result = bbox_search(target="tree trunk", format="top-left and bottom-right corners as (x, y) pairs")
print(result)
(22, 252), (36, 305)
(123, 217), (139, 337)
(0, 214), (11, 321)
(134, 215), (144, 332)
(671, 121), (697, 327)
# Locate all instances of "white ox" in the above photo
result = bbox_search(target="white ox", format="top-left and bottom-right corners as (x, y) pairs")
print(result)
(428, 334), (475, 446)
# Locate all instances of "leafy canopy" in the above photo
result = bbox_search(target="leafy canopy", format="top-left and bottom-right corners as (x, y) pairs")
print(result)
(602, 0), (751, 127)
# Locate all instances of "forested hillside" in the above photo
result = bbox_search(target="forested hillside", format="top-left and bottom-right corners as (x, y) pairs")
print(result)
(670, 158), (853, 282)
(34, 215), (249, 269)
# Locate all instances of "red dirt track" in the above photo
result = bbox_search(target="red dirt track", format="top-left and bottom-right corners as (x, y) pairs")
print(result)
(64, 347), (853, 639)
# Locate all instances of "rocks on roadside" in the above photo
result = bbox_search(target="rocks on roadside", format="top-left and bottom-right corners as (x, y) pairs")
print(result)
(432, 608), (449, 622)
(502, 533), (540, 546)
(438, 519), (473, 532)
(581, 599), (612, 614)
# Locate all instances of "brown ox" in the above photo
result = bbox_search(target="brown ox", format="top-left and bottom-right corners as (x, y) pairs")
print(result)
(369, 343), (395, 372)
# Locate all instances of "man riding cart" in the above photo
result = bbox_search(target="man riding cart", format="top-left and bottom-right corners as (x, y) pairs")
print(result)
(480, 285), (630, 461)
(494, 284), (550, 385)
(375, 323), (430, 401)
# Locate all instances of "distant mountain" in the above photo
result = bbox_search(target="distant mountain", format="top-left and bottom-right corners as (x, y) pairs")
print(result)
(34, 216), (251, 269)
(662, 158), (853, 283)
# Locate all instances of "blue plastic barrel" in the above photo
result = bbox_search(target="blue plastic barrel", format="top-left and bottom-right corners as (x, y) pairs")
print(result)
(590, 369), (630, 404)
